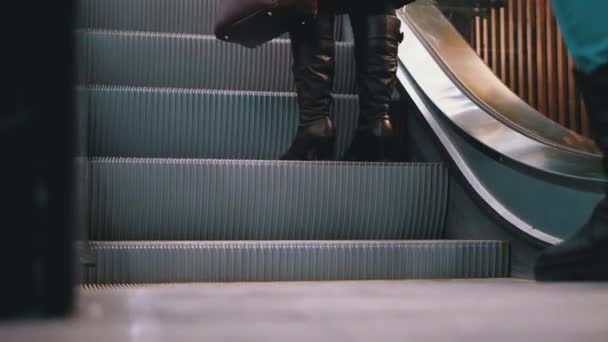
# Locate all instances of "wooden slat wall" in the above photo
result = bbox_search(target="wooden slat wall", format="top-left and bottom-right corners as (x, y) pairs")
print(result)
(470, 0), (591, 137)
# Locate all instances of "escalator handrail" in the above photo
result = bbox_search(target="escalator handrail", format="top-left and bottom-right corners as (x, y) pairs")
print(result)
(396, 4), (607, 188)
(396, 64), (562, 245)
(400, 3), (599, 156)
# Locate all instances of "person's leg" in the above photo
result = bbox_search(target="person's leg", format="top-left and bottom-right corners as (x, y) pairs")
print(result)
(344, 4), (402, 161)
(534, 0), (608, 281)
(535, 65), (608, 281)
(282, 10), (336, 161)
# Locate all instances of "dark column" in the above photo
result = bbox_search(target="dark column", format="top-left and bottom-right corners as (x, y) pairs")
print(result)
(1, 0), (76, 318)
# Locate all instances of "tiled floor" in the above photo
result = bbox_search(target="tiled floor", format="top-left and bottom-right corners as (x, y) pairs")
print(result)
(2, 280), (608, 342)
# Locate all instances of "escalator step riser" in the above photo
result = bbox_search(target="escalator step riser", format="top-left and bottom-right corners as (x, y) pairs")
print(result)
(85, 240), (510, 283)
(77, 0), (346, 40)
(89, 159), (449, 241)
(77, 31), (356, 93)
(84, 86), (359, 159)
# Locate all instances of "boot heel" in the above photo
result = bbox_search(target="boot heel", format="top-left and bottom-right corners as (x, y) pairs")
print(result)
(314, 136), (336, 161)
(362, 136), (394, 162)
(303, 137), (335, 161)
(344, 134), (394, 162)
(374, 136), (396, 162)
(282, 135), (335, 161)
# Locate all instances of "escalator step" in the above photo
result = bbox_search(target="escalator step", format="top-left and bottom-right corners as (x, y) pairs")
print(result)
(84, 86), (359, 159)
(85, 240), (510, 283)
(77, 0), (346, 40)
(89, 159), (448, 241)
(77, 31), (356, 93)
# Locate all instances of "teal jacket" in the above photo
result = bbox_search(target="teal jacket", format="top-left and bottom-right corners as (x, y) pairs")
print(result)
(552, 0), (608, 74)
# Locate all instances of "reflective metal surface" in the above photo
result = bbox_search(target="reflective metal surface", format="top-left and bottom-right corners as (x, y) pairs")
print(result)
(435, 0), (593, 140)
(402, 2), (599, 155)
(397, 66), (562, 244)
(397, 3), (606, 186)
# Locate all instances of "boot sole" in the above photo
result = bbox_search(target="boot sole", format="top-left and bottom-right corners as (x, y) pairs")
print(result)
(535, 248), (608, 281)
(344, 135), (396, 162)
(282, 136), (336, 161)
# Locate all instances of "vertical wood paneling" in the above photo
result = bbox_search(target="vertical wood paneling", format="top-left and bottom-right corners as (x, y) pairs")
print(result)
(499, 7), (507, 84)
(490, 8), (499, 76)
(516, 0), (526, 101)
(471, 18), (477, 51)
(482, 16), (489, 65)
(536, 0), (548, 116)
(508, 2), (517, 92)
(557, 29), (571, 128)
(546, 0), (559, 124)
(526, 0), (536, 107)
(475, 16), (482, 56)
(459, 0), (592, 137)
(567, 55), (578, 131)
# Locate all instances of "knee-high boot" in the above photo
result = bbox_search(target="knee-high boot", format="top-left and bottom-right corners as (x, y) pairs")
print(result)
(282, 11), (336, 161)
(344, 13), (402, 161)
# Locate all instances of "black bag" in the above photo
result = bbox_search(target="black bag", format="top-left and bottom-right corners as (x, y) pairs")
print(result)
(215, 0), (317, 48)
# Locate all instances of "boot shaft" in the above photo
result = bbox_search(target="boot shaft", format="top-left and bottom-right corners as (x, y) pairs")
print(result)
(289, 11), (336, 125)
(350, 13), (402, 128)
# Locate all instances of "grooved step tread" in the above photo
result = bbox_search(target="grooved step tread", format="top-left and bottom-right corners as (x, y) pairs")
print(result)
(89, 159), (448, 241)
(82, 86), (360, 159)
(85, 240), (511, 283)
(77, 31), (356, 93)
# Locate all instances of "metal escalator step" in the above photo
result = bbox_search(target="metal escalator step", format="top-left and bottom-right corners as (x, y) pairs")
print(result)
(85, 86), (359, 159)
(77, 31), (356, 93)
(89, 159), (448, 241)
(77, 0), (346, 40)
(85, 240), (510, 283)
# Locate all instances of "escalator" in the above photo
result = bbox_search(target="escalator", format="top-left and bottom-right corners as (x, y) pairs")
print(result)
(395, 2), (606, 275)
(73, 0), (604, 285)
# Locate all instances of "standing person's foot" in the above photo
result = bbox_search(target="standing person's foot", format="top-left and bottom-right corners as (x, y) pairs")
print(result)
(535, 200), (608, 281)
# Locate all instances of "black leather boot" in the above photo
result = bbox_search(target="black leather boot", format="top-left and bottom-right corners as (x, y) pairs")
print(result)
(282, 11), (336, 161)
(344, 13), (402, 162)
(535, 65), (608, 281)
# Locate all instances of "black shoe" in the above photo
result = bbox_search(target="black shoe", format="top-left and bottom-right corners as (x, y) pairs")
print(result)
(535, 64), (608, 281)
(535, 200), (608, 281)
(344, 118), (395, 162)
(282, 11), (336, 161)
(344, 13), (402, 162)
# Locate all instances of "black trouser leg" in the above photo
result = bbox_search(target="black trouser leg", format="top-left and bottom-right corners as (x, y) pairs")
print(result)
(574, 64), (608, 249)
(577, 65), (608, 175)
(535, 64), (608, 281)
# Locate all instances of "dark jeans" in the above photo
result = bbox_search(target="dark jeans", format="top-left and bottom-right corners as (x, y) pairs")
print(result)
(577, 65), (608, 154)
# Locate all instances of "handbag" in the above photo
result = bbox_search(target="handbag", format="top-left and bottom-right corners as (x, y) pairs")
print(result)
(215, 0), (318, 48)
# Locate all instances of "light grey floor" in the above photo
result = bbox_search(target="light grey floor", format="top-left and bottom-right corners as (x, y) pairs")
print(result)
(2, 280), (608, 342)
